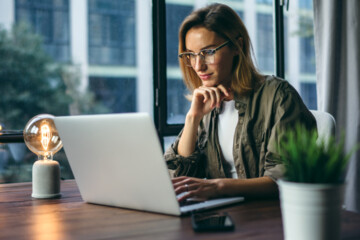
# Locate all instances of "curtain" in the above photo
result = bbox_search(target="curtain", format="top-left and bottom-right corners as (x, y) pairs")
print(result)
(313, 0), (360, 213)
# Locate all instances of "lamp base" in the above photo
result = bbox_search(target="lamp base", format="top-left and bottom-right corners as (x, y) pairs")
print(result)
(31, 192), (61, 198)
(32, 159), (61, 199)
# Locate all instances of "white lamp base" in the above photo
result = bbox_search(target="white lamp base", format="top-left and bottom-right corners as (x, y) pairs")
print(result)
(32, 160), (61, 199)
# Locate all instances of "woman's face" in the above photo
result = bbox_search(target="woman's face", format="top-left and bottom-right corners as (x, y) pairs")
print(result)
(185, 27), (236, 88)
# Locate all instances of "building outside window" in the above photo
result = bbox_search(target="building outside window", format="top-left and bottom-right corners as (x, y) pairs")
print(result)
(0, 0), (152, 183)
(299, 0), (313, 10)
(300, 82), (317, 110)
(256, 0), (272, 5)
(15, 0), (70, 62)
(285, 0), (316, 110)
(89, 76), (136, 113)
(88, 0), (136, 66)
(299, 17), (316, 74)
(257, 13), (274, 73)
(87, 0), (138, 116)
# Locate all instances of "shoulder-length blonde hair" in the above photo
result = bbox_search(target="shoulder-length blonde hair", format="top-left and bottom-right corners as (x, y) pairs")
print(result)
(178, 3), (263, 95)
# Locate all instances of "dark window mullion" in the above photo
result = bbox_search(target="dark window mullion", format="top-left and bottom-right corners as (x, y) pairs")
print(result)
(153, 0), (184, 148)
(274, 0), (285, 78)
(153, 0), (167, 146)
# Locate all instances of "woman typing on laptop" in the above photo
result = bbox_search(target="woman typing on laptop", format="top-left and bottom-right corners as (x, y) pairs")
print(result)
(164, 3), (316, 202)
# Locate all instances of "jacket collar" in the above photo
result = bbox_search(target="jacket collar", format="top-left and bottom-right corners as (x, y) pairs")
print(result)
(214, 91), (248, 115)
(233, 92), (248, 113)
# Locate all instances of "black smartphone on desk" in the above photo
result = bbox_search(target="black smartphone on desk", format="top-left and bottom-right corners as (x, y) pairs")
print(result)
(191, 212), (235, 232)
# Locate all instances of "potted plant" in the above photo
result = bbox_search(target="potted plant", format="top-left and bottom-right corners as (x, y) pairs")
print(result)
(277, 124), (356, 240)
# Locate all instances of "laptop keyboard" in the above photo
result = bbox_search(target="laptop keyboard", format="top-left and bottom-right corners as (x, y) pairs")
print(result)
(179, 199), (203, 207)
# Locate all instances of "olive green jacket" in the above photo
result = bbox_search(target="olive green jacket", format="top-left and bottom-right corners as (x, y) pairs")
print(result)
(164, 76), (317, 181)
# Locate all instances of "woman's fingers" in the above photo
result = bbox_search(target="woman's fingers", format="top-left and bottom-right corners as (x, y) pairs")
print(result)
(193, 88), (209, 104)
(173, 177), (194, 191)
(176, 191), (194, 202)
(171, 176), (188, 184)
(172, 176), (217, 201)
(189, 85), (233, 121)
(175, 183), (218, 202)
(199, 86), (223, 108)
(199, 86), (217, 108)
(217, 84), (233, 100)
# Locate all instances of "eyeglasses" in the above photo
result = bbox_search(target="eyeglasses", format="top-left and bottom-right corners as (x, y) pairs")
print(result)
(178, 41), (230, 67)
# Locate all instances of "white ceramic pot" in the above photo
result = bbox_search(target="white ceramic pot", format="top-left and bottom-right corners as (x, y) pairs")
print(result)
(278, 180), (344, 240)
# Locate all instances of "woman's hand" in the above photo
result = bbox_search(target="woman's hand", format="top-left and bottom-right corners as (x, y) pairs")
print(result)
(172, 176), (223, 202)
(172, 176), (279, 201)
(188, 84), (233, 120)
(177, 84), (233, 157)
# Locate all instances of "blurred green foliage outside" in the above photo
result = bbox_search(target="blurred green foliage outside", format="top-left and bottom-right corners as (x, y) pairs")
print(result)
(0, 23), (110, 183)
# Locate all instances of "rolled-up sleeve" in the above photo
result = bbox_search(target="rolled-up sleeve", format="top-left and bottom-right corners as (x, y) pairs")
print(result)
(164, 118), (209, 178)
(263, 81), (317, 181)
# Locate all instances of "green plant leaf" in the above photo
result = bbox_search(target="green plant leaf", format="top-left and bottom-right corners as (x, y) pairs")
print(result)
(277, 123), (357, 184)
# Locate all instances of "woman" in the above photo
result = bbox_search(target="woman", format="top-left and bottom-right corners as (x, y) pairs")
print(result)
(164, 3), (316, 202)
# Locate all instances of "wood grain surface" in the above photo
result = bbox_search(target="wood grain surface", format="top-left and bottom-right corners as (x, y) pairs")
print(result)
(0, 180), (359, 240)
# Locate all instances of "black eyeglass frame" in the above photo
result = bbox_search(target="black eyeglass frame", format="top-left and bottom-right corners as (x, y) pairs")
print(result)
(178, 40), (230, 66)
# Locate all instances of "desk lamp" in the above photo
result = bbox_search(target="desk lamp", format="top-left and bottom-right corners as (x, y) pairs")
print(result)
(24, 114), (62, 198)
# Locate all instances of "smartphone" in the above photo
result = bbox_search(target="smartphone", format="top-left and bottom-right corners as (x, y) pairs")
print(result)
(191, 212), (235, 232)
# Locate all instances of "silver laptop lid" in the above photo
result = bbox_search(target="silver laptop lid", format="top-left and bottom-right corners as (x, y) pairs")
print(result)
(55, 113), (181, 215)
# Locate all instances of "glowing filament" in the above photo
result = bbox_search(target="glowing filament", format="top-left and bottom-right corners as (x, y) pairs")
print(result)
(41, 124), (51, 151)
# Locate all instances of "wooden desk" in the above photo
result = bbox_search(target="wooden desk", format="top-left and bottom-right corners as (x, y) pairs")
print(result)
(1, 180), (359, 240)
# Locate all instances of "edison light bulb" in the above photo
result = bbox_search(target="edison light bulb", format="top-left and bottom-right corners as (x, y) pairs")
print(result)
(24, 114), (62, 160)
(24, 114), (62, 198)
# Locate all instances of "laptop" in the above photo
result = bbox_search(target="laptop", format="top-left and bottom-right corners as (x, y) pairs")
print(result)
(54, 113), (244, 216)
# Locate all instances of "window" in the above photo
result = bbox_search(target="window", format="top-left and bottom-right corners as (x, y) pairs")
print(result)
(166, 3), (192, 67)
(257, 0), (272, 5)
(299, 17), (316, 74)
(89, 76), (136, 113)
(15, 0), (70, 62)
(167, 78), (190, 124)
(299, 0), (313, 10)
(166, 3), (193, 124)
(0, 0), (152, 183)
(284, 0), (317, 109)
(88, 0), (136, 65)
(257, 13), (274, 73)
(300, 82), (317, 110)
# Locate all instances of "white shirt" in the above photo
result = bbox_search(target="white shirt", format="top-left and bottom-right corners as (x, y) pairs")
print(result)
(217, 100), (239, 179)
